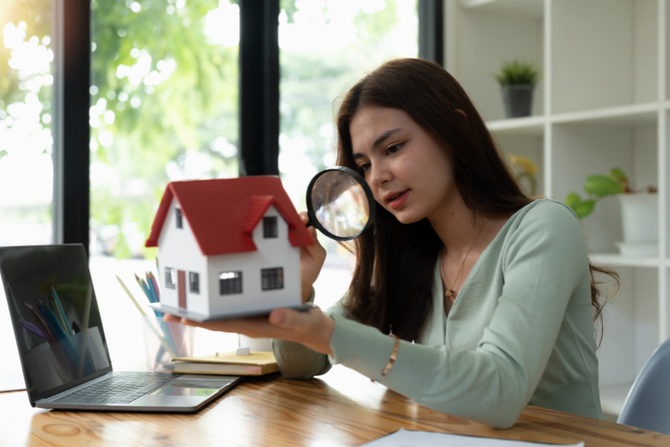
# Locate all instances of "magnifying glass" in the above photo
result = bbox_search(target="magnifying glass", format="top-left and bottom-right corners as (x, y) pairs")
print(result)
(305, 166), (375, 241)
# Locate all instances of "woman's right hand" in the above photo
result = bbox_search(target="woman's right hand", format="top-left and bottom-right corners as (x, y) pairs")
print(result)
(299, 211), (326, 302)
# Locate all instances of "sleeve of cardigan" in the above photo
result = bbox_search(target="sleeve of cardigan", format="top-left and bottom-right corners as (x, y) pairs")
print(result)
(271, 295), (349, 379)
(326, 201), (589, 428)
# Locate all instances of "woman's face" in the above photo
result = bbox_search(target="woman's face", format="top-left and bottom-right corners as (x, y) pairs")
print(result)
(349, 106), (458, 224)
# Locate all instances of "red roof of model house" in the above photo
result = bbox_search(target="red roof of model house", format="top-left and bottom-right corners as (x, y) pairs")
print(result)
(145, 176), (313, 255)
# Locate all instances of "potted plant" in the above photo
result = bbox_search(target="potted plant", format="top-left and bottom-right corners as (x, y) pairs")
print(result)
(493, 59), (539, 119)
(565, 168), (658, 256)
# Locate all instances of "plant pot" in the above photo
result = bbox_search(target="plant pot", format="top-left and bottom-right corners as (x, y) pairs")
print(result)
(615, 193), (658, 256)
(501, 84), (534, 118)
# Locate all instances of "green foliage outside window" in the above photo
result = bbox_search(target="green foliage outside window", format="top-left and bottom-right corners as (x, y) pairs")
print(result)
(2, 0), (415, 258)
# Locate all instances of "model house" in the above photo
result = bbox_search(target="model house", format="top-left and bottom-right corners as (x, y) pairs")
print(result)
(145, 177), (313, 318)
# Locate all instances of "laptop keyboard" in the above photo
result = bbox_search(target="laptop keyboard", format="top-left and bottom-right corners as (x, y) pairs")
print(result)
(51, 372), (176, 405)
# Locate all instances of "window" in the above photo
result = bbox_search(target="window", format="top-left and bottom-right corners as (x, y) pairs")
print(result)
(189, 272), (199, 294)
(52, 0), (426, 369)
(165, 267), (176, 289)
(261, 267), (283, 291)
(274, 0), (418, 311)
(278, 1), (418, 206)
(263, 216), (277, 238)
(219, 271), (242, 295)
(0, 1), (55, 246)
(89, 0), (239, 258)
(176, 209), (183, 229)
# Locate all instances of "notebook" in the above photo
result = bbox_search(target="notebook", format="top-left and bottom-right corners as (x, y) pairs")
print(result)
(172, 351), (280, 375)
(0, 244), (241, 412)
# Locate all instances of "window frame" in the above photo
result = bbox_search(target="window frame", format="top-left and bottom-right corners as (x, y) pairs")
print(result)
(176, 209), (183, 229)
(57, 0), (438, 252)
(263, 216), (278, 238)
(219, 271), (243, 295)
(189, 271), (200, 294)
(165, 267), (176, 289)
(261, 267), (284, 291)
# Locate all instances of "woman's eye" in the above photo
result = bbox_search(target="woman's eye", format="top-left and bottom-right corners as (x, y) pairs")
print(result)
(357, 163), (370, 174)
(387, 143), (403, 155)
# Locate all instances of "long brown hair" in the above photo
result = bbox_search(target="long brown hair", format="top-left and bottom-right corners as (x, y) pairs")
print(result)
(335, 58), (613, 343)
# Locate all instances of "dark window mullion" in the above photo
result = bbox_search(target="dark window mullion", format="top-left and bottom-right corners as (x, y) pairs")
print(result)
(418, 0), (444, 67)
(52, 0), (90, 253)
(238, 0), (280, 176)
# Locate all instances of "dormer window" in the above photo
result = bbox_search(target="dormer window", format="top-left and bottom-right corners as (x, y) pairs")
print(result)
(263, 216), (277, 238)
(176, 208), (183, 229)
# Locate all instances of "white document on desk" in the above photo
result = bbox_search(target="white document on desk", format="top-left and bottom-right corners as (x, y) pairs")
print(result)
(362, 429), (584, 447)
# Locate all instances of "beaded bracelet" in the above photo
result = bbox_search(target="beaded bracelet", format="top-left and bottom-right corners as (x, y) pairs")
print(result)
(382, 334), (400, 376)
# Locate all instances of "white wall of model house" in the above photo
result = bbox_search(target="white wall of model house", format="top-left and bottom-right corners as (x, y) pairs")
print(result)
(157, 198), (207, 313)
(157, 198), (301, 317)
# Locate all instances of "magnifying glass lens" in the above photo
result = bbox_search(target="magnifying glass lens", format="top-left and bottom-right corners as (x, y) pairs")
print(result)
(307, 167), (375, 241)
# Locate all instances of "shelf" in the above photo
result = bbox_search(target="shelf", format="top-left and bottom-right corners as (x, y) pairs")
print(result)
(600, 382), (632, 418)
(589, 253), (661, 268)
(551, 103), (659, 128)
(451, 0), (667, 396)
(458, 0), (544, 18)
(486, 103), (659, 135)
(486, 115), (545, 136)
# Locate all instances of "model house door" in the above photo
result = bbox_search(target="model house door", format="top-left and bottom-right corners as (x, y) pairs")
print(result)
(178, 270), (186, 309)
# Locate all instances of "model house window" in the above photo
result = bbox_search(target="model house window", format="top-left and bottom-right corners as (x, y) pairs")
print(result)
(165, 267), (176, 289)
(220, 271), (242, 295)
(261, 267), (284, 291)
(189, 272), (200, 294)
(175, 209), (183, 229)
(263, 216), (278, 238)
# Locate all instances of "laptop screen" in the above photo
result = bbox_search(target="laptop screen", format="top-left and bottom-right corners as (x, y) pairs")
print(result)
(0, 244), (111, 403)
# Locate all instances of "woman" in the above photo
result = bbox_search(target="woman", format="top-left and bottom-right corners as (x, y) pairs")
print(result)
(167, 58), (612, 428)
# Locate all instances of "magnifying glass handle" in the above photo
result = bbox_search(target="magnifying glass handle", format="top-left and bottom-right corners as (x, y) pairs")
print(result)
(305, 216), (315, 228)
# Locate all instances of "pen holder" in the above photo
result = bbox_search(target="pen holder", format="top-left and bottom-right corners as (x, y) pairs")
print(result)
(239, 334), (273, 352)
(141, 316), (195, 372)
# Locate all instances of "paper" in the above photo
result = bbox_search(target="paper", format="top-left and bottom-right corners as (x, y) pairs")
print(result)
(361, 429), (584, 447)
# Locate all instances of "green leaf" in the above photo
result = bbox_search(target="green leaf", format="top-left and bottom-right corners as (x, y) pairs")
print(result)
(492, 59), (540, 86)
(584, 175), (623, 197)
(573, 200), (595, 219)
(609, 168), (628, 182)
(565, 192), (582, 210)
(565, 192), (596, 219)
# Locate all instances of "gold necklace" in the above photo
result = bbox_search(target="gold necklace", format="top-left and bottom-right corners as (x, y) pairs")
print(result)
(443, 217), (487, 300)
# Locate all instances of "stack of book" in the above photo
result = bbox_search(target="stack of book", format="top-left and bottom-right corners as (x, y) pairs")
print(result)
(171, 351), (279, 376)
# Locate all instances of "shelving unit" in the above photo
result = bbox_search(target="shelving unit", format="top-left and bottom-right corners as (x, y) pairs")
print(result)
(445, 0), (668, 419)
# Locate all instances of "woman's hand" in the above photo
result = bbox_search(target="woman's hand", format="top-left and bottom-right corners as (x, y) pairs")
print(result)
(164, 307), (335, 355)
(299, 211), (327, 302)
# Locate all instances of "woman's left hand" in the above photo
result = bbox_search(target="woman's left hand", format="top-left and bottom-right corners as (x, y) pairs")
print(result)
(164, 307), (335, 355)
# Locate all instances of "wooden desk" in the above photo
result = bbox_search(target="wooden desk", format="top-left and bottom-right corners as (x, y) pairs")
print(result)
(1, 365), (668, 447)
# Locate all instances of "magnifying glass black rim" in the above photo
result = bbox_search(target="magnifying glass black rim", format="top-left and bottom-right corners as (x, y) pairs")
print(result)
(306, 166), (376, 242)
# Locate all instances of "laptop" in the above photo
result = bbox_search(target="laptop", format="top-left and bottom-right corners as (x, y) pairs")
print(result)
(0, 244), (241, 412)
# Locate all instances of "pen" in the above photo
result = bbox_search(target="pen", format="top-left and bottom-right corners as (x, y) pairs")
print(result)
(116, 275), (147, 317)
(144, 277), (158, 303)
(25, 302), (55, 343)
(116, 275), (175, 359)
(135, 274), (151, 301)
(49, 296), (68, 335)
(137, 274), (162, 318)
(51, 285), (73, 336)
(38, 299), (68, 341)
(21, 319), (46, 340)
(147, 272), (160, 301)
